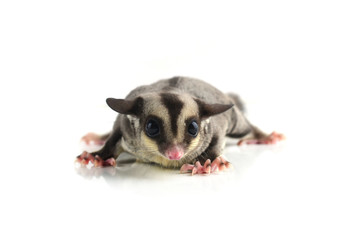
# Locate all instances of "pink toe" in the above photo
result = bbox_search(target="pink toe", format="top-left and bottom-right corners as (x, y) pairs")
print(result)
(205, 166), (211, 174)
(211, 163), (219, 172)
(203, 159), (211, 168)
(93, 155), (103, 167)
(104, 158), (116, 167)
(195, 161), (203, 168)
(180, 164), (194, 173)
(211, 156), (231, 172)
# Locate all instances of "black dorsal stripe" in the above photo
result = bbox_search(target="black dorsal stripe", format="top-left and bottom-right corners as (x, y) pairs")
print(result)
(160, 93), (184, 137)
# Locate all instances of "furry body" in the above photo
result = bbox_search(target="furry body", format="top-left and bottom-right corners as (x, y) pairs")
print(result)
(85, 76), (265, 169)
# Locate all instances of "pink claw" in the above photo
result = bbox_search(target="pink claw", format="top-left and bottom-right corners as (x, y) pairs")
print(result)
(93, 155), (104, 167)
(211, 157), (221, 172)
(192, 165), (198, 175)
(193, 161), (204, 175)
(203, 159), (211, 174)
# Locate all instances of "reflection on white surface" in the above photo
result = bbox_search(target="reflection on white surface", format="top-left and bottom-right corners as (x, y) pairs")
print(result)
(66, 139), (340, 240)
(75, 157), (236, 195)
(74, 143), (286, 195)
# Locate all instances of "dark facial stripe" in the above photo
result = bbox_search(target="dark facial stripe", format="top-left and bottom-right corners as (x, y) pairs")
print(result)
(160, 93), (184, 137)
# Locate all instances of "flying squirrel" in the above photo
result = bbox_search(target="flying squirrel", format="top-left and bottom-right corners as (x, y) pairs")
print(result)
(76, 76), (284, 175)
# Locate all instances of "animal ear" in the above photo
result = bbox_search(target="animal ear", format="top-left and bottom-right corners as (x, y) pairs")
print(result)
(196, 99), (234, 118)
(106, 97), (143, 115)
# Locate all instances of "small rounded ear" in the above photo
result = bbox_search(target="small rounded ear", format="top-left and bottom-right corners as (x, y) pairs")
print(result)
(106, 97), (143, 115)
(196, 99), (234, 118)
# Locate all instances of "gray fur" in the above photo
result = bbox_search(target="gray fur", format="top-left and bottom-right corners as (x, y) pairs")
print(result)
(91, 76), (259, 168)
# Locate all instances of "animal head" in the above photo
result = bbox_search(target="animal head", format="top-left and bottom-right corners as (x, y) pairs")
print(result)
(106, 92), (233, 167)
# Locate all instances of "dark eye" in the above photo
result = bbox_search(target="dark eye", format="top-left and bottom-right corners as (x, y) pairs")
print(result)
(145, 119), (160, 137)
(187, 120), (199, 137)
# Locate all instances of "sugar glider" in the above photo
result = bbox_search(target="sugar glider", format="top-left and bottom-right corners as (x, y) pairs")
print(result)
(76, 76), (284, 175)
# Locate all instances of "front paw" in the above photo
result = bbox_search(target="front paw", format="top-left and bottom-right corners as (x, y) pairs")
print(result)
(180, 156), (232, 175)
(75, 151), (116, 167)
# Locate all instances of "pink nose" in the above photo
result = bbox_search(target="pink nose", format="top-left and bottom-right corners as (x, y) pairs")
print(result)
(165, 146), (184, 160)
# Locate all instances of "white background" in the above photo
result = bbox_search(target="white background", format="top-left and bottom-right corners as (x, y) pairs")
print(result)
(1, 0), (339, 239)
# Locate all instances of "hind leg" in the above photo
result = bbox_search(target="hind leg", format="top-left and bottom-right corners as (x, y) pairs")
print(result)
(237, 125), (285, 145)
(224, 101), (285, 145)
(226, 93), (285, 145)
